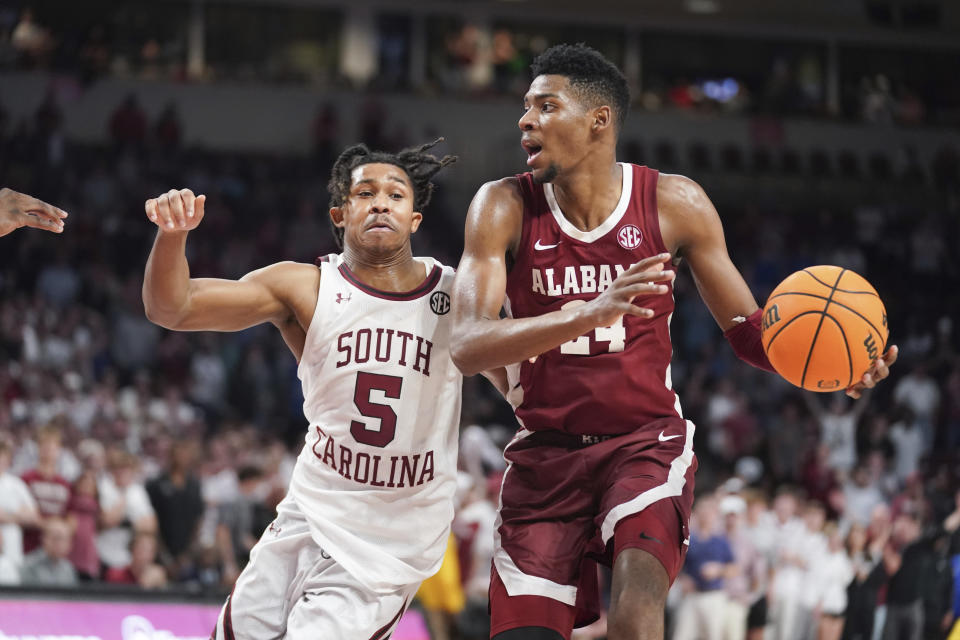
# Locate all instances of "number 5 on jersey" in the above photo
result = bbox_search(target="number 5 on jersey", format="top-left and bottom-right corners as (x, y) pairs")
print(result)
(559, 299), (626, 355)
(351, 372), (402, 447)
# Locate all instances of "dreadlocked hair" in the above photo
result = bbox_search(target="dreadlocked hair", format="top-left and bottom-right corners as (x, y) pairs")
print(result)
(326, 138), (458, 249)
(531, 43), (630, 130)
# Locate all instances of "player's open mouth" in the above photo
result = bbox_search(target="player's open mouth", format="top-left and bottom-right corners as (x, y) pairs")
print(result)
(521, 140), (543, 166)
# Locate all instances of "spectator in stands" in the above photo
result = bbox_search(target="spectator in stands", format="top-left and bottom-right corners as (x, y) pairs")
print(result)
(96, 450), (158, 572)
(893, 363), (940, 452)
(454, 471), (500, 602)
(769, 490), (810, 640)
(888, 407), (926, 483)
(795, 501), (829, 640)
(842, 522), (886, 640)
(801, 443), (840, 513)
(767, 399), (808, 484)
(805, 392), (867, 474)
(843, 464), (886, 528)
(720, 493), (766, 640)
(740, 490), (776, 640)
(146, 439), (204, 580)
(154, 103), (182, 149)
(10, 7), (51, 66)
(33, 89), (62, 139)
(857, 413), (894, 466)
(108, 93), (148, 149)
(66, 467), (100, 580)
(880, 513), (927, 640)
(0, 436), (39, 578)
(78, 24), (110, 83)
(674, 494), (736, 640)
(921, 531), (955, 640)
(104, 531), (167, 589)
(311, 102), (338, 169)
(490, 28), (523, 94)
(20, 517), (77, 586)
(943, 368), (960, 450)
(36, 250), (81, 309)
(0, 536), (17, 584)
(811, 522), (854, 640)
(20, 423), (71, 553)
(215, 465), (265, 585)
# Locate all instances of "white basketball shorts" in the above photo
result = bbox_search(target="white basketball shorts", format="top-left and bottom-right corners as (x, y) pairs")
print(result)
(212, 495), (419, 639)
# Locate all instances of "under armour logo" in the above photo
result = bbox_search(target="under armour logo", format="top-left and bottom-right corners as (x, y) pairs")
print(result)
(268, 522), (282, 535)
(336, 293), (352, 304)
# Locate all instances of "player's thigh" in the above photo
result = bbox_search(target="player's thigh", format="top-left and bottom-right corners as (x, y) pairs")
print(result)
(611, 498), (689, 588)
(213, 510), (317, 640)
(284, 566), (418, 639)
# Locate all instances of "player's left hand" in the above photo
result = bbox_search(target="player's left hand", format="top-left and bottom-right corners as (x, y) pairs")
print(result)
(846, 344), (898, 399)
(0, 187), (68, 237)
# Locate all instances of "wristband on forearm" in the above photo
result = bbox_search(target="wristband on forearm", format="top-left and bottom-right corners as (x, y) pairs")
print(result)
(723, 308), (776, 373)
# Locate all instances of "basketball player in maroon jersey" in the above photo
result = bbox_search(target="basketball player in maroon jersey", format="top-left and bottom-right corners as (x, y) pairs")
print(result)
(450, 44), (897, 640)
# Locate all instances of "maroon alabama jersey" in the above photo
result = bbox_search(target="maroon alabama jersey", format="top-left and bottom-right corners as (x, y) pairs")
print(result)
(503, 163), (681, 436)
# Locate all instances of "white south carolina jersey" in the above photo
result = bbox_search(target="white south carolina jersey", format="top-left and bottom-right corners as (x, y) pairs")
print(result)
(288, 254), (462, 593)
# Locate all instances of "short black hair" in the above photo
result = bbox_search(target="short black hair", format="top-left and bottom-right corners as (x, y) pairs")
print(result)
(327, 139), (457, 249)
(530, 43), (630, 130)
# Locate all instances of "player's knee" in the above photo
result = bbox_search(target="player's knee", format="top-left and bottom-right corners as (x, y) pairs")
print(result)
(608, 550), (670, 639)
(611, 576), (669, 612)
(608, 587), (667, 633)
(493, 627), (565, 640)
(607, 599), (666, 640)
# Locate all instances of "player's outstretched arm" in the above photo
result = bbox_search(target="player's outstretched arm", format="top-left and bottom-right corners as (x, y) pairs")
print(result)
(666, 173), (896, 390)
(660, 174), (762, 333)
(0, 188), (68, 237)
(450, 179), (672, 376)
(142, 188), (307, 332)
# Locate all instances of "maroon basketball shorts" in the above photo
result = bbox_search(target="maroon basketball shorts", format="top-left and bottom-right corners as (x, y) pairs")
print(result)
(489, 417), (697, 639)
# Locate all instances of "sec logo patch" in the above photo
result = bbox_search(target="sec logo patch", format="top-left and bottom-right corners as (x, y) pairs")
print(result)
(430, 291), (451, 315)
(617, 224), (643, 250)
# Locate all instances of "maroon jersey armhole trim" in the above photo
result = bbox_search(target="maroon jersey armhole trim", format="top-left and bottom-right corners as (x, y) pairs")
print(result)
(338, 263), (442, 301)
(507, 173), (536, 279)
(639, 166), (669, 254)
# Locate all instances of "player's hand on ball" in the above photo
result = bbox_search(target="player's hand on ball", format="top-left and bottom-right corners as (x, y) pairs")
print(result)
(846, 344), (898, 399)
(585, 252), (674, 327)
(145, 188), (206, 233)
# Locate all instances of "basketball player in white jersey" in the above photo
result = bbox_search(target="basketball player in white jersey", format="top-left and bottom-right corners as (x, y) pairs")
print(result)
(142, 140), (471, 639)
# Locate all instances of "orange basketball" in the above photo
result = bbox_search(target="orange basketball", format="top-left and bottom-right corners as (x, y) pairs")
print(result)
(761, 266), (889, 392)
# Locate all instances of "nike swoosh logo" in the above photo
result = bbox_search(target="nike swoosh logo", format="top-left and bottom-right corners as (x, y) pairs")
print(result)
(639, 531), (663, 545)
(658, 431), (682, 442)
(534, 239), (559, 250)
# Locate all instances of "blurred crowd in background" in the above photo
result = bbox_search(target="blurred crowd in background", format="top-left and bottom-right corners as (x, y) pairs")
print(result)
(2, 2), (960, 640)
(1, 3), (959, 127)
(0, 85), (958, 638)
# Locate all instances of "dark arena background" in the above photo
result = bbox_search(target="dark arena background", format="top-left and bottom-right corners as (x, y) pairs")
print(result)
(0, 1), (958, 638)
